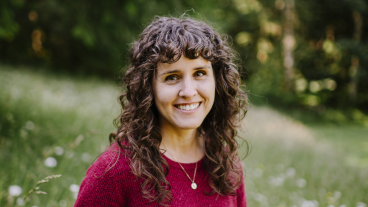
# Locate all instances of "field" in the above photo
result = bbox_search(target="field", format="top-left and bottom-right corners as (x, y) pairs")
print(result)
(0, 65), (367, 207)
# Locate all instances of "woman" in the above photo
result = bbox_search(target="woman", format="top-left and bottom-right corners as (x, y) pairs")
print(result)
(75, 16), (248, 207)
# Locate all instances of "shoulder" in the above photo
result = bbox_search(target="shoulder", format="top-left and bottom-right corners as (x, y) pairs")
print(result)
(74, 142), (133, 207)
(87, 142), (131, 178)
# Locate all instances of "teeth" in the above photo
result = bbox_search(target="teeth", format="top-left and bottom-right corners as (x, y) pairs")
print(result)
(177, 103), (200, 110)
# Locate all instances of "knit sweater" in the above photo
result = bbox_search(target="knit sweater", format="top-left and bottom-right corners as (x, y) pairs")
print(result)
(74, 143), (247, 207)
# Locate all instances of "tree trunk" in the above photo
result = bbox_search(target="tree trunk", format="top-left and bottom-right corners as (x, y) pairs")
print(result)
(349, 11), (362, 105)
(282, 0), (295, 91)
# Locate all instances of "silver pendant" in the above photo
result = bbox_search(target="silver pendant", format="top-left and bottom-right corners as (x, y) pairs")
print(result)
(191, 182), (197, 189)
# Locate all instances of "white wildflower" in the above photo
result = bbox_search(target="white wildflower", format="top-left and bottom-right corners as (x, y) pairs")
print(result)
(254, 193), (267, 202)
(268, 176), (284, 186)
(334, 191), (341, 199)
(73, 192), (78, 199)
(70, 184), (79, 193)
(285, 167), (296, 177)
(301, 200), (319, 207)
(70, 183), (80, 199)
(9, 185), (22, 196)
(16, 197), (24, 206)
(253, 168), (263, 177)
(54, 146), (64, 156)
(25, 121), (35, 130)
(357, 202), (367, 207)
(296, 178), (307, 188)
(44, 157), (57, 168)
(81, 153), (91, 162)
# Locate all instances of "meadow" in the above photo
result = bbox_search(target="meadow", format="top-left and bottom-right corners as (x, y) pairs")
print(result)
(0, 65), (367, 207)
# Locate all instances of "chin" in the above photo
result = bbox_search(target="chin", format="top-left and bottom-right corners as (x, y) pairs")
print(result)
(175, 122), (202, 130)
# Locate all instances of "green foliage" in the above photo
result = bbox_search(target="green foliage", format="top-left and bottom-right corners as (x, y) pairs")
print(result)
(0, 0), (368, 116)
(1, 66), (367, 206)
(0, 0), (23, 39)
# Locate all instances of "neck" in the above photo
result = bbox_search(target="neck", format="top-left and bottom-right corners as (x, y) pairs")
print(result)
(160, 125), (204, 163)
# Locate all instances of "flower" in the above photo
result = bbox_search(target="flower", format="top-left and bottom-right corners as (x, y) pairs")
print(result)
(9, 185), (22, 196)
(268, 176), (284, 186)
(81, 153), (91, 162)
(285, 167), (296, 177)
(253, 168), (263, 177)
(16, 198), (24, 206)
(301, 200), (319, 207)
(25, 121), (35, 130)
(357, 202), (367, 207)
(296, 178), (307, 188)
(44, 157), (57, 168)
(70, 184), (80, 200)
(70, 184), (79, 193)
(54, 146), (64, 156)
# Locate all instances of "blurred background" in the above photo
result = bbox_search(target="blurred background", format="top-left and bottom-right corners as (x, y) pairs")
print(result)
(1, 0), (367, 206)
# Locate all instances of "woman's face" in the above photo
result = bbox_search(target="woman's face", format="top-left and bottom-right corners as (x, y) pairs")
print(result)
(152, 55), (216, 130)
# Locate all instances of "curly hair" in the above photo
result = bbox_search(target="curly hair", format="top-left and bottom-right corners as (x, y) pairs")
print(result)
(109, 16), (249, 205)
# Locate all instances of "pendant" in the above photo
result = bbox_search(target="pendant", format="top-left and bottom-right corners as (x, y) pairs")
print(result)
(191, 182), (197, 190)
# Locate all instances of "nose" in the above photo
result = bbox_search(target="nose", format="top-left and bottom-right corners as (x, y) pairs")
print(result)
(179, 77), (197, 98)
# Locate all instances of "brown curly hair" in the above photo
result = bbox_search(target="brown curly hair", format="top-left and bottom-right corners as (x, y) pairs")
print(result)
(109, 16), (249, 205)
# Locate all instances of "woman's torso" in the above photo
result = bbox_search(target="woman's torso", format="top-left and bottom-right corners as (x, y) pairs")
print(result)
(74, 143), (246, 207)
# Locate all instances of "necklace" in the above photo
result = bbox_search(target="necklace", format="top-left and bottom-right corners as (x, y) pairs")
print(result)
(162, 143), (198, 190)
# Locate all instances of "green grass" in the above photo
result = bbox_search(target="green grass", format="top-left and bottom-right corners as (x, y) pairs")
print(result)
(0, 65), (120, 206)
(1, 65), (367, 207)
(242, 107), (368, 207)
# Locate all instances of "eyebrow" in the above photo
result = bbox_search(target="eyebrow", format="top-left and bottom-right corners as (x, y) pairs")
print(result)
(159, 65), (212, 77)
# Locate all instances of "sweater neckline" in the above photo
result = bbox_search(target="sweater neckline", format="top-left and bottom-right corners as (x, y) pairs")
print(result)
(161, 153), (205, 169)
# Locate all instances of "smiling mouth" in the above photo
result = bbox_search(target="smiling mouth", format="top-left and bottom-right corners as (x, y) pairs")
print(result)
(174, 103), (201, 111)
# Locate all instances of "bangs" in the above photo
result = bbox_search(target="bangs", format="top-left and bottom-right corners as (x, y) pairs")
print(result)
(149, 20), (221, 63)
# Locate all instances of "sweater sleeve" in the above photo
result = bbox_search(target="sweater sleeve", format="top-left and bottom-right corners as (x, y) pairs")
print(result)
(74, 145), (131, 207)
(237, 162), (247, 207)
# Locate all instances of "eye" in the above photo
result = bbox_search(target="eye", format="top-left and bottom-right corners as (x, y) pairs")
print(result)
(195, 71), (206, 77)
(165, 75), (178, 81)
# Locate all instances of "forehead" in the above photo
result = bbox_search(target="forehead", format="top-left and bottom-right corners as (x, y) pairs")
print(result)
(156, 56), (212, 74)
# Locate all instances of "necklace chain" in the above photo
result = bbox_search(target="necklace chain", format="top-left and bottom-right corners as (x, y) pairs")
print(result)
(162, 142), (198, 190)
(177, 161), (197, 184)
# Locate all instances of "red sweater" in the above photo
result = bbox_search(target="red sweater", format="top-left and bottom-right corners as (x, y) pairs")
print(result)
(74, 143), (247, 207)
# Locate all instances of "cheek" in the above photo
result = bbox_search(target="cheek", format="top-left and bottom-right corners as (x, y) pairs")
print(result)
(154, 92), (165, 109)
(153, 85), (175, 106)
(200, 80), (216, 104)
(152, 84), (164, 110)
